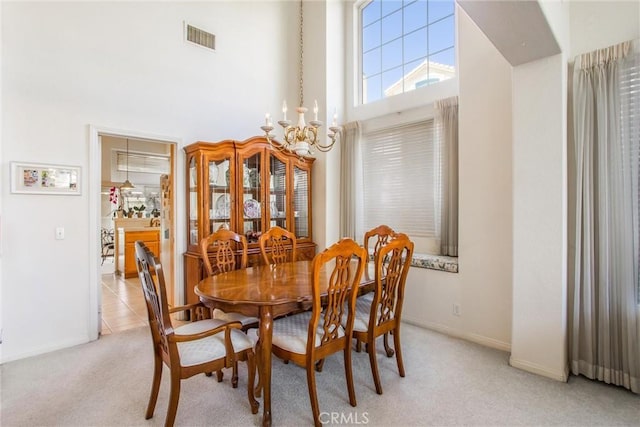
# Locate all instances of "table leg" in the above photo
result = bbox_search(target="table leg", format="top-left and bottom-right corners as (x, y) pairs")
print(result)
(258, 306), (273, 427)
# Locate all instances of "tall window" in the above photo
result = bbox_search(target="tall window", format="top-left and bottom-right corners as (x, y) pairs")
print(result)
(361, 120), (439, 240)
(360, 0), (455, 104)
(620, 50), (640, 303)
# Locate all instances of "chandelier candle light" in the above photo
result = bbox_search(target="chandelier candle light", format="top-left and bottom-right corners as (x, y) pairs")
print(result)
(260, 0), (341, 157)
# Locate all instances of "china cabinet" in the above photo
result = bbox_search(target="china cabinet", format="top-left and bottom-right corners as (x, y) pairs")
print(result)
(183, 136), (316, 305)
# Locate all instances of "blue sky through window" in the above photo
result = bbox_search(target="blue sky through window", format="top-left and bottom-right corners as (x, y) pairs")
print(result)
(362, 0), (455, 104)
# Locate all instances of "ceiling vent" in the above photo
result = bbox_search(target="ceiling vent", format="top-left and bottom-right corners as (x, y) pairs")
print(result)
(185, 23), (215, 51)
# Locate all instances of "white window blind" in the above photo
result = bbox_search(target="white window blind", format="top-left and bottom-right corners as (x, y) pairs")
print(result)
(362, 120), (438, 237)
(619, 50), (640, 303)
(116, 152), (170, 174)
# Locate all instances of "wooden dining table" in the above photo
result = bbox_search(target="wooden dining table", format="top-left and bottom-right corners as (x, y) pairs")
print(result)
(195, 259), (375, 427)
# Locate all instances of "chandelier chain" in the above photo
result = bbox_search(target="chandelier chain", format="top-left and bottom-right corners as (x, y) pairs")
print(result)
(259, 0), (341, 157)
(299, 0), (304, 108)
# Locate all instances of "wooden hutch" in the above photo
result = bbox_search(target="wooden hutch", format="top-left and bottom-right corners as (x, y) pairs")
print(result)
(183, 136), (316, 305)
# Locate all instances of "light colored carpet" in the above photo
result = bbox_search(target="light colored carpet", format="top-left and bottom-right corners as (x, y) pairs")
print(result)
(1, 323), (638, 426)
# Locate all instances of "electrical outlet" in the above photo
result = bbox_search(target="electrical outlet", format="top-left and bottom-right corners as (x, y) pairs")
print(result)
(453, 303), (461, 316)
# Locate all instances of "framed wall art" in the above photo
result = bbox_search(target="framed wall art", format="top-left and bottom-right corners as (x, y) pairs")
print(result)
(11, 162), (81, 195)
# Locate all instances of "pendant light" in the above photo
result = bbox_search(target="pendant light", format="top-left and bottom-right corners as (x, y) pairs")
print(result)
(120, 138), (135, 190)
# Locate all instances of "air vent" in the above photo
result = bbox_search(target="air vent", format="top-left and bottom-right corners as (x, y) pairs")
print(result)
(185, 23), (215, 51)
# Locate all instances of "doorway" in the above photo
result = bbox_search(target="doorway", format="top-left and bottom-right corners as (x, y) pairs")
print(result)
(90, 127), (178, 336)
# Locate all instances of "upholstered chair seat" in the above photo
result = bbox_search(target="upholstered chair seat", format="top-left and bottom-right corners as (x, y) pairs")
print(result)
(174, 320), (255, 367)
(272, 311), (346, 355)
(212, 309), (259, 327)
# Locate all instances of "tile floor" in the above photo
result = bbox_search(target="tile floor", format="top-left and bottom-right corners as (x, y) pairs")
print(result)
(101, 271), (148, 335)
(100, 257), (185, 335)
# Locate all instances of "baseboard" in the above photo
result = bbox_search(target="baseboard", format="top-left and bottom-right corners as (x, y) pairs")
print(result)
(402, 318), (511, 352)
(1, 336), (91, 364)
(509, 356), (569, 382)
(401, 318), (569, 382)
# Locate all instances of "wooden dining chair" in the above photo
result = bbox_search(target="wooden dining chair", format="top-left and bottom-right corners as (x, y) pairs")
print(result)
(351, 233), (414, 395)
(363, 224), (396, 264)
(135, 241), (259, 427)
(199, 229), (259, 329)
(258, 225), (297, 265)
(101, 228), (115, 265)
(355, 225), (399, 352)
(270, 238), (367, 427)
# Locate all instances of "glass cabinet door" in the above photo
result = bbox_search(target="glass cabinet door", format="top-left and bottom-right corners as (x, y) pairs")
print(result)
(241, 152), (263, 243)
(188, 156), (199, 246)
(207, 157), (232, 236)
(293, 165), (310, 239)
(268, 154), (287, 230)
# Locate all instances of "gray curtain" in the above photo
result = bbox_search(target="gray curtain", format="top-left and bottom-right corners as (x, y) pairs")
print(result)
(339, 121), (362, 240)
(435, 96), (459, 256)
(571, 40), (639, 394)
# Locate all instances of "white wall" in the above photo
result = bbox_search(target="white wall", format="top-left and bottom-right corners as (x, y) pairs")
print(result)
(569, 1), (640, 58)
(1, 1), (300, 362)
(402, 8), (514, 350)
(511, 53), (568, 381)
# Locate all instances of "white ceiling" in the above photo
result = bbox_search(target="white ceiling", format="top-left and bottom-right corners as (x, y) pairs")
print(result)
(457, 0), (561, 66)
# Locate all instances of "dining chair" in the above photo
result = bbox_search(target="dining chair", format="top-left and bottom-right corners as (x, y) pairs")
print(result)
(134, 241), (259, 427)
(101, 228), (115, 265)
(356, 224), (400, 352)
(351, 233), (414, 395)
(199, 229), (259, 329)
(363, 224), (396, 264)
(258, 225), (297, 265)
(270, 238), (367, 427)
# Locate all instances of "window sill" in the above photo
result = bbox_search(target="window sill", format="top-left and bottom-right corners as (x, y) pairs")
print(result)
(411, 253), (458, 273)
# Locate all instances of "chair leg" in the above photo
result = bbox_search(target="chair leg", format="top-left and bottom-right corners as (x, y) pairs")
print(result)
(315, 359), (325, 372)
(145, 352), (163, 420)
(368, 338), (383, 395)
(216, 370), (224, 382)
(253, 338), (262, 397)
(246, 350), (260, 414)
(393, 326), (405, 377)
(232, 360), (239, 389)
(306, 364), (321, 427)
(383, 332), (395, 357)
(165, 371), (181, 427)
(344, 347), (357, 407)
(355, 338), (362, 353)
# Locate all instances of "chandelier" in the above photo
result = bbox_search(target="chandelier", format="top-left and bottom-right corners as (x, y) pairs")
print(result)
(260, 0), (340, 157)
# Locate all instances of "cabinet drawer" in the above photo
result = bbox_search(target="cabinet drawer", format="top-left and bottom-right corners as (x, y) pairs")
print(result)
(125, 230), (159, 243)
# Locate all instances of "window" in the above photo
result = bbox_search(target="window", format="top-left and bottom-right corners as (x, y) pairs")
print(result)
(360, 0), (455, 104)
(619, 51), (640, 303)
(116, 152), (170, 174)
(361, 120), (439, 243)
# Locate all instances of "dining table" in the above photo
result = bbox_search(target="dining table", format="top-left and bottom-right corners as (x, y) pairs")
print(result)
(195, 259), (375, 427)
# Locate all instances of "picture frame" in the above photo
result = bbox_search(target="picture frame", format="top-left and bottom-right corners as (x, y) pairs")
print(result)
(11, 162), (81, 195)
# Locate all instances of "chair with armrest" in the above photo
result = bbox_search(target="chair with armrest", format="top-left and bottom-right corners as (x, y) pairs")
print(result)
(199, 229), (259, 329)
(270, 238), (367, 427)
(135, 241), (259, 427)
(258, 225), (297, 265)
(351, 233), (414, 395)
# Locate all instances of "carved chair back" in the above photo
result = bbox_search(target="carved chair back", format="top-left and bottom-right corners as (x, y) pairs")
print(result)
(259, 225), (297, 265)
(199, 229), (248, 277)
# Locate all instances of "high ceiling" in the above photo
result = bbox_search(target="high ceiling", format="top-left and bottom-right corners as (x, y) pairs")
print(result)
(457, 0), (561, 66)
